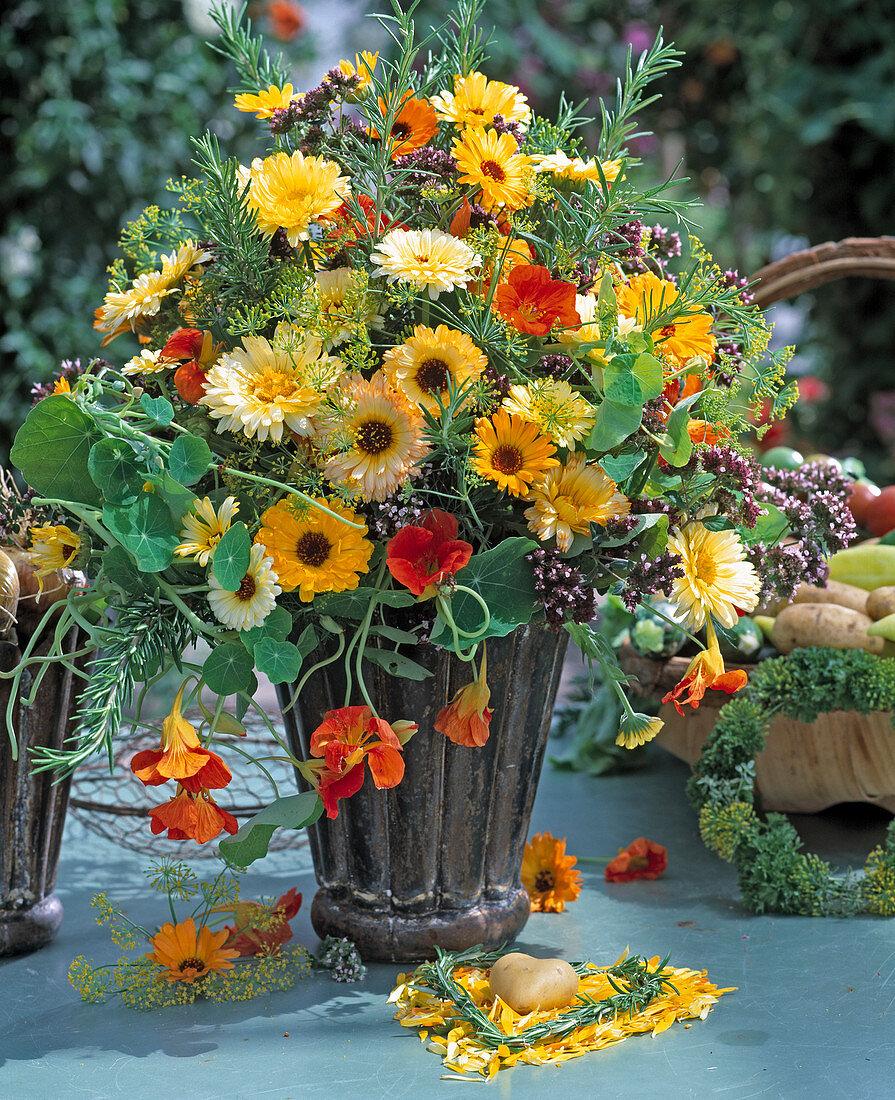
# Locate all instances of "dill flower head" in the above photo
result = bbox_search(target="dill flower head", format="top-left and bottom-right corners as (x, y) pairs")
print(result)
(248, 151), (351, 245)
(615, 713), (664, 750)
(471, 408), (559, 497)
(383, 324), (487, 412)
(27, 523), (81, 588)
(370, 228), (481, 300)
(431, 71), (531, 129)
(531, 149), (622, 185)
(666, 520), (761, 630)
(207, 542), (281, 631)
(616, 271), (717, 366)
(234, 83), (300, 118)
(176, 496), (239, 567)
(502, 378), (595, 447)
(451, 127), (534, 211)
(256, 498), (373, 602)
(521, 831), (582, 913)
(201, 333), (334, 443)
(524, 455), (630, 551)
(321, 373), (428, 501)
(148, 917), (239, 984)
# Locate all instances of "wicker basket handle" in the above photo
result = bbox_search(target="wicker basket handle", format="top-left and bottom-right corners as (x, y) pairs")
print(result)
(748, 236), (895, 309)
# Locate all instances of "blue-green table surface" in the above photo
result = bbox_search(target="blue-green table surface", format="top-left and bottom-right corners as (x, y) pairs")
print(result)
(2, 745), (893, 1099)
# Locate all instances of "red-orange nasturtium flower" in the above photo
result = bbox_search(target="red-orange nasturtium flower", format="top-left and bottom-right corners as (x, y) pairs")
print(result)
(217, 887), (302, 957)
(434, 652), (492, 747)
(605, 837), (668, 882)
(160, 328), (223, 405)
(386, 509), (473, 598)
(148, 785), (240, 844)
(130, 684), (232, 792)
(493, 264), (579, 336)
(308, 706), (416, 819)
(267, 0), (306, 42)
(661, 641), (747, 716)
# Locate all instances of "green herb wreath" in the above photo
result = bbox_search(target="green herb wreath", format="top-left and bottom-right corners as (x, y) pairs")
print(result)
(688, 647), (895, 916)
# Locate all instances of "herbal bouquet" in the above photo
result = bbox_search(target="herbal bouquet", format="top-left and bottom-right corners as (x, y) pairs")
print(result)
(7, 0), (802, 865)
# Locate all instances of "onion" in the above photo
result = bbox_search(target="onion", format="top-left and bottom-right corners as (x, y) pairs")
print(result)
(0, 548), (19, 639)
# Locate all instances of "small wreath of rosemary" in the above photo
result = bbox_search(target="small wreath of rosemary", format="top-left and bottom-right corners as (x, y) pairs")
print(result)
(408, 945), (676, 1050)
(688, 646), (895, 917)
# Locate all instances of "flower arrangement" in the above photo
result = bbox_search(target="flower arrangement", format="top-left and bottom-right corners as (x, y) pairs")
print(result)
(6, 0), (799, 863)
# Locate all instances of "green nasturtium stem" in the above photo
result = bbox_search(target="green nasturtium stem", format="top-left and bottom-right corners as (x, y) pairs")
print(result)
(223, 468), (366, 530)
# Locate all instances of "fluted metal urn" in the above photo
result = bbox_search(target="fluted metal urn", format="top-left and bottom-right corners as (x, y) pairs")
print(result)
(1, 629), (81, 956)
(278, 625), (568, 961)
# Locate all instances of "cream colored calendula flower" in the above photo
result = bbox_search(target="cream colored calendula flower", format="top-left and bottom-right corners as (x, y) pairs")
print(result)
(27, 524), (81, 589)
(234, 83), (300, 118)
(207, 543), (281, 631)
(122, 348), (174, 375)
(248, 151), (351, 246)
(666, 521), (760, 630)
(314, 268), (383, 347)
(370, 228), (481, 300)
(502, 378), (595, 448)
(176, 496), (239, 567)
(524, 455), (629, 551)
(97, 271), (173, 335)
(431, 71), (531, 129)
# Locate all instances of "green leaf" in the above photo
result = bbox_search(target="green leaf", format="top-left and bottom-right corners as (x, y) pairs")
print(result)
(743, 502), (789, 546)
(659, 391), (701, 467)
(254, 637), (303, 684)
(212, 522), (251, 591)
(322, 587), (415, 619)
(219, 792), (323, 866)
(240, 604), (293, 651)
(10, 395), (103, 506)
(363, 647), (433, 680)
(597, 512), (666, 548)
(639, 513), (670, 556)
(369, 623), (420, 645)
(597, 269), (618, 333)
(167, 433), (212, 486)
(197, 697), (246, 736)
(603, 352), (664, 406)
(295, 623), (318, 658)
(702, 514), (735, 532)
(428, 538), (537, 647)
(88, 437), (145, 505)
(600, 452), (645, 485)
(148, 472), (196, 523)
(102, 544), (158, 595)
(140, 393), (174, 426)
(102, 492), (181, 572)
(586, 399), (643, 452)
(203, 642), (254, 696)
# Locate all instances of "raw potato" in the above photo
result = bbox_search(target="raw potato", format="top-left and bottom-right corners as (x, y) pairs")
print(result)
(789, 580), (869, 615)
(867, 586), (895, 621)
(771, 603), (884, 656)
(488, 953), (579, 1014)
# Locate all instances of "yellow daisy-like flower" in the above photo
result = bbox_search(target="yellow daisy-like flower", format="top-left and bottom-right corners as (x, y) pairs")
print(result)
(431, 71), (531, 129)
(502, 378), (595, 448)
(451, 127), (534, 211)
(234, 83), (300, 118)
(666, 520), (760, 630)
(97, 271), (172, 335)
(383, 324), (487, 412)
(27, 524), (81, 589)
(122, 348), (174, 376)
(176, 496), (239, 567)
(207, 542), (281, 631)
(616, 713), (664, 749)
(248, 151), (351, 246)
(255, 498), (373, 602)
(314, 267), (383, 347)
(524, 455), (629, 551)
(370, 227), (481, 300)
(201, 333), (335, 443)
(521, 832), (582, 913)
(615, 272), (717, 367)
(160, 240), (213, 284)
(148, 918), (239, 984)
(471, 409), (558, 497)
(338, 51), (378, 98)
(321, 373), (428, 501)
(531, 149), (623, 185)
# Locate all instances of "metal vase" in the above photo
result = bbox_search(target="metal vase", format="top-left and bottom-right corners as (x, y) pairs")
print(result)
(0, 627), (81, 956)
(277, 624), (568, 961)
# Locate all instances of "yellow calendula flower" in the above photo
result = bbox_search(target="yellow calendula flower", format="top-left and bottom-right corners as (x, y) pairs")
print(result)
(97, 271), (172, 335)
(122, 348), (175, 375)
(176, 496), (239, 567)
(234, 83), (300, 118)
(207, 543), (281, 631)
(338, 51), (378, 98)
(531, 150), (623, 185)
(383, 324), (486, 412)
(667, 520), (760, 630)
(255, 498), (373, 602)
(248, 151), (351, 246)
(27, 524), (81, 588)
(160, 240), (213, 284)
(524, 455), (629, 551)
(370, 228), (481, 300)
(502, 378), (596, 448)
(451, 127), (534, 211)
(615, 271), (717, 366)
(314, 267), (383, 347)
(616, 713), (664, 749)
(431, 71), (531, 129)
(471, 409), (558, 498)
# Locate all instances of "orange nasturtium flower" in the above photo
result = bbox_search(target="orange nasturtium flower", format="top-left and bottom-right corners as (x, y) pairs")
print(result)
(521, 832), (583, 912)
(386, 509), (473, 597)
(217, 887), (303, 957)
(148, 917), (239, 983)
(605, 837), (668, 882)
(661, 634), (748, 716)
(493, 264), (579, 336)
(130, 683), (232, 792)
(160, 328), (223, 405)
(307, 706), (416, 819)
(434, 652), (493, 747)
(148, 785), (240, 844)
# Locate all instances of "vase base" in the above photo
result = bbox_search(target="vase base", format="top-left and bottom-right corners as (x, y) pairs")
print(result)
(0, 893), (64, 957)
(311, 886), (532, 962)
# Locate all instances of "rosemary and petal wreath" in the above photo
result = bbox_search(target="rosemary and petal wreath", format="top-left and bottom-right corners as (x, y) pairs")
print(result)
(688, 646), (895, 916)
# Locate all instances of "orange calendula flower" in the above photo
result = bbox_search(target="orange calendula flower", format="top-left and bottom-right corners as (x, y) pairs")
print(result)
(148, 917), (239, 983)
(218, 887), (302, 957)
(493, 264), (579, 336)
(661, 622), (748, 716)
(148, 785), (240, 844)
(521, 831), (582, 912)
(372, 93), (438, 159)
(309, 706), (415, 819)
(434, 652), (492, 747)
(605, 837), (668, 882)
(130, 683), (232, 791)
(615, 271), (716, 366)
(471, 408), (558, 497)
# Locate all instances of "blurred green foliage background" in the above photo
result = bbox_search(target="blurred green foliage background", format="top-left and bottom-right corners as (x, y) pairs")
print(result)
(4, 0), (894, 473)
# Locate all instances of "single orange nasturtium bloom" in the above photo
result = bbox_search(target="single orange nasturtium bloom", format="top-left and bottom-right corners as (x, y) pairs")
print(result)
(434, 652), (493, 747)
(130, 683), (232, 792)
